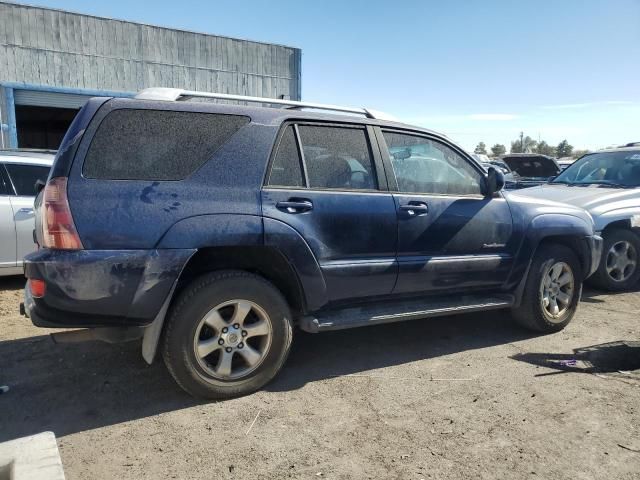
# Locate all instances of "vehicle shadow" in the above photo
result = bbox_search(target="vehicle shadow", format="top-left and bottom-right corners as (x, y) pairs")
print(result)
(0, 335), (200, 442)
(581, 282), (640, 303)
(510, 340), (640, 378)
(0, 309), (536, 441)
(0, 276), (25, 291)
(267, 309), (535, 392)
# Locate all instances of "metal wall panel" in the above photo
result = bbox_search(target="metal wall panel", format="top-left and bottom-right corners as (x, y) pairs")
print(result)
(0, 1), (301, 100)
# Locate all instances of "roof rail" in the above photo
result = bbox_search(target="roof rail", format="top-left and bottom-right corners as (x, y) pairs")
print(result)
(134, 88), (397, 121)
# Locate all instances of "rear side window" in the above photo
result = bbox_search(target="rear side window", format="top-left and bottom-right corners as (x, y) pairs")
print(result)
(268, 126), (304, 187)
(83, 109), (249, 180)
(298, 125), (376, 190)
(4, 164), (50, 196)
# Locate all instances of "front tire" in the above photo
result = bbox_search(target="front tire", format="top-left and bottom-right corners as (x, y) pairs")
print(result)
(589, 229), (640, 291)
(162, 271), (293, 399)
(511, 244), (582, 333)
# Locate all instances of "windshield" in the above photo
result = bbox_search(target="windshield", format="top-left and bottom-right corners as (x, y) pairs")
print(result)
(502, 156), (559, 178)
(552, 150), (640, 187)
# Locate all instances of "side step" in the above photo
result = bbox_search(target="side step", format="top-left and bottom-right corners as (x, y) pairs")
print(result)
(299, 293), (515, 333)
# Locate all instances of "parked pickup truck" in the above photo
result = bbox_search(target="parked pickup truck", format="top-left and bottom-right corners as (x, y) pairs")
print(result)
(23, 88), (602, 399)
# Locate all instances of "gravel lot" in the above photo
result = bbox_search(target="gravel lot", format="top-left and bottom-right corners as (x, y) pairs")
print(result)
(1, 275), (639, 479)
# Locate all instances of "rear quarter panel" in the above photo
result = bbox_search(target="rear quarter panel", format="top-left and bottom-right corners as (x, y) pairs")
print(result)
(66, 99), (277, 249)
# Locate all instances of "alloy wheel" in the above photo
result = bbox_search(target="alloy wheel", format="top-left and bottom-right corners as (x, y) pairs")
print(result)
(540, 261), (575, 322)
(605, 240), (638, 283)
(193, 299), (273, 380)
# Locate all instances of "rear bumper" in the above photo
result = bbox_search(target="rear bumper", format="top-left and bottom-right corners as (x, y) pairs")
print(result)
(584, 234), (603, 278)
(23, 248), (195, 328)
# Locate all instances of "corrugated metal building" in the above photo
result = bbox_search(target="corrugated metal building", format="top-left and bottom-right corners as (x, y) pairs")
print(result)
(0, 1), (302, 149)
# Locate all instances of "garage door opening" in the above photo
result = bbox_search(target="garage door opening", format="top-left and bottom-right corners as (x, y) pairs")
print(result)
(15, 105), (80, 150)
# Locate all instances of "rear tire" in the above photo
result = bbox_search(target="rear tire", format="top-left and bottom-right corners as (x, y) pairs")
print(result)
(588, 229), (640, 291)
(511, 244), (582, 333)
(162, 270), (293, 399)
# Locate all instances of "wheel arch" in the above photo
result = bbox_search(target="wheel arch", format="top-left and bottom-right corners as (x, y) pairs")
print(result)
(511, 234), (589, 308)
(142, 245), (306, 365)
(600, 218), (640, 238)
(176, 246), (306, 316)
(536, 235), (589, 276)
(510, 214), (596, 306)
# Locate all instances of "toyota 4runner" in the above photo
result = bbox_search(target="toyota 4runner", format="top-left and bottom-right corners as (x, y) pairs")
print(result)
(22, 88), (602, 398)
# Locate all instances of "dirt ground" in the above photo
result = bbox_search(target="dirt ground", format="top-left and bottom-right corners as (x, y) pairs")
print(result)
(1, 276), (639, 480)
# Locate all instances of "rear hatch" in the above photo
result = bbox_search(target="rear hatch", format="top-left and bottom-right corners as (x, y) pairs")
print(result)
(34, 97), (110, 248)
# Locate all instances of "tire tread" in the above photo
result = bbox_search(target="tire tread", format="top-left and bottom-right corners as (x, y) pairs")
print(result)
(162, 270), (293, 399)
(512, 244), (582, 333)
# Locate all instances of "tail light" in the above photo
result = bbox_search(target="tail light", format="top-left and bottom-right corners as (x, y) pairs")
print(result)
(41, 177), (83, 249)
(29, 279), (46, 298)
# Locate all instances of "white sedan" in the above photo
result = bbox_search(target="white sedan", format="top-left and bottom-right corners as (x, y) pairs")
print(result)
(0, 150), (53, 276)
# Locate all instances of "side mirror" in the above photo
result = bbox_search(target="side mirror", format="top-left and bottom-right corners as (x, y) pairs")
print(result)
(486, 167), (505, 196)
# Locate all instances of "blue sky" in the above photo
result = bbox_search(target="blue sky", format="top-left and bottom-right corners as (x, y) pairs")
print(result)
(27, 0), (640, 151)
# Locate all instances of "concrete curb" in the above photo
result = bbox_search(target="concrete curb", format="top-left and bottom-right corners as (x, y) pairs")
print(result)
(0, 432), (65, 480)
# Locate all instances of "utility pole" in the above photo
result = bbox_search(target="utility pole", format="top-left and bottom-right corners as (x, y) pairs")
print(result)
(520, 131), (524, 153)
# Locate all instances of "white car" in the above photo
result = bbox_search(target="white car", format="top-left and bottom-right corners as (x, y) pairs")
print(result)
(0, 150), (54, 276)
(521, 146), (640, 290)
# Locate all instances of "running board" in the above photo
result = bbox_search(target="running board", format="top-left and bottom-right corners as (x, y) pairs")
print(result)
(299, 294), (515, 333)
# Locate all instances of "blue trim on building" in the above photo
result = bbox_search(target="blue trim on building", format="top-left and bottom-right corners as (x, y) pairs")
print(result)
(0, 83), (134, 148)
(4, 87), (18, 148)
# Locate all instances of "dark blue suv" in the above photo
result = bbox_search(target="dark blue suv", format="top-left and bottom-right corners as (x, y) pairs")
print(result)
(23, 89), (602, 398)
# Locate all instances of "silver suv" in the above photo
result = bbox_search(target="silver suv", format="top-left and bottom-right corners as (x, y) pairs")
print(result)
(522, 145), (640, 291)
(0, 150), (53, 276)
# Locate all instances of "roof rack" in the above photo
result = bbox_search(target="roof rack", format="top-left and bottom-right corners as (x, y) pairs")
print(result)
(134, 88), (397, 121)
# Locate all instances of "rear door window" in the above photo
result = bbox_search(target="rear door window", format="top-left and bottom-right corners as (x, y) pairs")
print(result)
(297, 125), (377, 190)
(83, 109), (250, 180)
(4, 164), (50, 196)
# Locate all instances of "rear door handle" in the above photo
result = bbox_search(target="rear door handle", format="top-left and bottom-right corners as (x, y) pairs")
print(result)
(276, 199), (313, 213)
(399, 202), (429, 216)
(17, 208), (34, 215)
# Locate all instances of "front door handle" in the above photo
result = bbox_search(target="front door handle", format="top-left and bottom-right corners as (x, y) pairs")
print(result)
(399, 202), (429, 216)
(17, 207), (34, 215)
(276, 199), (313, 214)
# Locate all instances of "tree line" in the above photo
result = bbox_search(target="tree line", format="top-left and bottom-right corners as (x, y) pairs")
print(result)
(474, 133), (589, 159)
